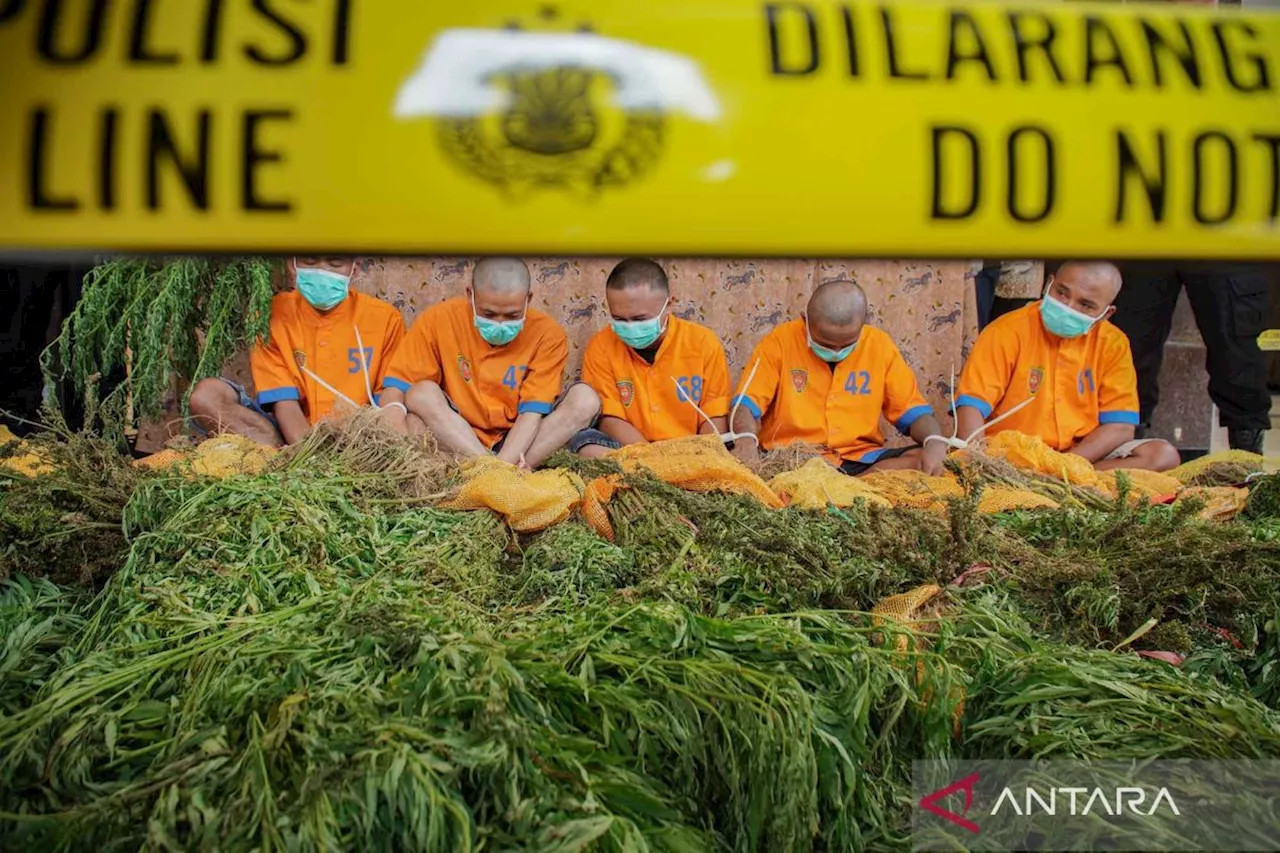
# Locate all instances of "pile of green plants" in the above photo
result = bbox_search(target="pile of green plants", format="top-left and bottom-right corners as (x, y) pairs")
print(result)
(2, 428), (1279, 851)
(994, 498), (1280, 652)
(0, 417), (138, 586)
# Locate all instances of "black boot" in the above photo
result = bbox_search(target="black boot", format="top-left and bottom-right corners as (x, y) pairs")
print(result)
(1228, 428), (1266, 455)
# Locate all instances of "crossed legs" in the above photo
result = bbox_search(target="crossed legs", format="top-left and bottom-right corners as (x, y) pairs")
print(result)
(402, 381), (601, 469)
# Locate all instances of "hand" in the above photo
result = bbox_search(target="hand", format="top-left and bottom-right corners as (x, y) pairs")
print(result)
(730, 437), (760, 467)
(921, 440), (949, 476)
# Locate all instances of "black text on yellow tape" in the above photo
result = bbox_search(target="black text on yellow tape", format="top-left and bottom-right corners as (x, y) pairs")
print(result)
(0, 0), (1276, 258)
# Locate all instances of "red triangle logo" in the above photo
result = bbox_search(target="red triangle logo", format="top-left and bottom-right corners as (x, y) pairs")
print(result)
(919, 772), (981, 834)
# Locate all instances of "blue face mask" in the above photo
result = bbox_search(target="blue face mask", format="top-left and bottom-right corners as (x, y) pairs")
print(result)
(472, 292), (525, 346)
(296, 264), (351, 311)
(806, 317), (857, 363)
(611, 298), (669, 350)
(1040, 291), (1105, 339)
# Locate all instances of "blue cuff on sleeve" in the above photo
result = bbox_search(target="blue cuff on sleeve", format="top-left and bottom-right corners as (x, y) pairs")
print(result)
(373, 393), (381, 407)
(956, 394), (993, 419)
(895, 404), (933, 432)
(518, 401), (554, 415)
(257, 386), (300, 405)
(732, 394), (762, 419)
(857, 448), (887, 463)
(1099, 410), (1140, 426)
(382, 376), (412, 393)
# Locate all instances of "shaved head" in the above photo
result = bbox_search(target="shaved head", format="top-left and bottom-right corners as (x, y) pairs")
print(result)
(1050, 260), (1123, 319)
(806, 280), (869, 351)
(470, 257), (531, 323)
(472, 257), (531, 296)
(1056, 261), (1122, 301)
(808, 280), (868, 326)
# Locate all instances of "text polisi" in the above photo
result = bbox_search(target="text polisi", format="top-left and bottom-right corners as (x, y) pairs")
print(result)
(6, 0), (355, 215)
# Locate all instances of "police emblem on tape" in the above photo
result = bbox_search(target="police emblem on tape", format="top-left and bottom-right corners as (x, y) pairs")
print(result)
(1029, 367), (1044, 395)
(457, 354), (474, 383)
(617, 380), (635, 408)
(791, 369), (808, 394)
(393, 18), (720, 195)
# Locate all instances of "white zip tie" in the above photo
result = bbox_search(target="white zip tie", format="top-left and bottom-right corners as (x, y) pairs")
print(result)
(718, 357), (763, 446)
(297, 322), (382, 412)
(922, 364), (1037, 451)
(670, 361), (757, 448)
(923, 364), (967, 451)
(672, 376), (722, 437)
(353, 326), (376, 408)
(961, 395), (1037, 444)
(300, 365), (363, 411)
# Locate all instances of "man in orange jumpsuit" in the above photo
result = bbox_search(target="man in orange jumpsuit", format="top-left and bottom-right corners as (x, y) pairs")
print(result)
(190, 256), (405, 446)
(730, 280), (949, 475)
(582, 258), (731, 445)
(378, 257), (604, 469)
(955, 260), (1181, 472)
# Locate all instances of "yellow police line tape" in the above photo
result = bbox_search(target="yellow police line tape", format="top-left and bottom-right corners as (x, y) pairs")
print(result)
(0, 0), (1276, 258)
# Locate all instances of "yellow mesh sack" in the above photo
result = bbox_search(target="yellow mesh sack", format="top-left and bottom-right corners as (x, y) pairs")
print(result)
(1169, 450), (1265, 485)
(0, 427), (56, 477)
(581, 475), (623, 541)
(872, 584), (943, 653)
(977, 487), (1059, 514)
(190, 436), (277, 477)
(768, 457), (891, 510)
(440, 457), (585, 532)
(871, 583), (942, 626)
(861, 470), (964, 512)
(133, 448), (191, 471)
(0, 448), (55, 477)
(135, 436), (277, 478)
(986, 431), (1099, 487)
(1176, 486), (1249, 522)
(614, 435), (784, 508)
(1095, 469), (1182, 503)
(870, 584), (964, 733)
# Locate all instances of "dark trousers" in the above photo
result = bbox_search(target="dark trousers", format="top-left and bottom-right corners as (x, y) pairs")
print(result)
(975, 265), (998, 329)
(1111, 263), (1271, 433)
(975, 264), (1036, 331)
(1, 263), (90, 434)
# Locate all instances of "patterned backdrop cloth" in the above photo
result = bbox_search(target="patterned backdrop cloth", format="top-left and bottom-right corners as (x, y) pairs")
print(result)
(362, 257), (980, 441)
(141, 258), (980, 451)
